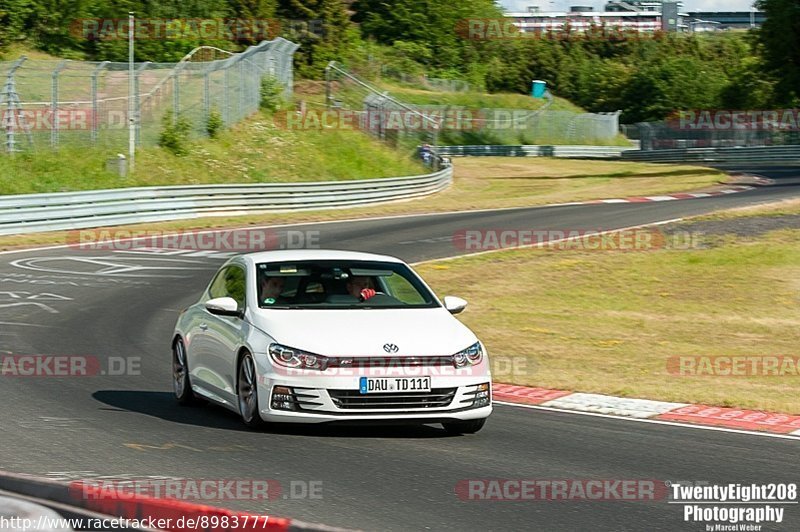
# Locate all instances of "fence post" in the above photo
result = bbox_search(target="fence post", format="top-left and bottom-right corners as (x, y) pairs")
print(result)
(51, 60), (69, 149)
(325, 61), (333, 110)
(203, 67), (211, 131)
(1, 56), (28, 153)
(238, 60), (245, 122)
(172, 63), (185, 126)
(222, 62), (230, 126)
(90, 61), (109, 145)
(237, 43), (260, 117)
(134, 62), (151, 146)
(248, 54), (261, 113)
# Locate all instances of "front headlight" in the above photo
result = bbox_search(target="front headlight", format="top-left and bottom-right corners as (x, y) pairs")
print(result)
(452, 342), (483, 368)
(269, 343), (329, 371)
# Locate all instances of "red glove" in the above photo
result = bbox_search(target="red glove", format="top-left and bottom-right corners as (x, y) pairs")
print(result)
(360, 288), (376, 301)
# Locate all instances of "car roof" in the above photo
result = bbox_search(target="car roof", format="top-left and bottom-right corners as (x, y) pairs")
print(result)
(236, 249), (406, 266)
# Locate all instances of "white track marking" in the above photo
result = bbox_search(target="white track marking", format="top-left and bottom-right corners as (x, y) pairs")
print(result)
(0, 321), (51, 328)
(411, 218), (685, 265)
(9, 256), (214, 277)
(541, 393), (689, 419)
(644, 196), (678, 201)
(0, 301), (59, 314)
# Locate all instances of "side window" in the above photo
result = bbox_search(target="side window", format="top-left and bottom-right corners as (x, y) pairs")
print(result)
(207, 268), (229, 300)
(224, 266), (247, 309)
(382, 273), (426, 304)
(207, 265), (246, 310)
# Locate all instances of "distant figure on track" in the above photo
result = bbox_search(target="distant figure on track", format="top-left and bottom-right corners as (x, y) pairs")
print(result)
(419, 143), (433, 166)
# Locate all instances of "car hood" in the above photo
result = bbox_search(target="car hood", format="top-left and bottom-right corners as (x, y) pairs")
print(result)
(249, 308), (478, 357)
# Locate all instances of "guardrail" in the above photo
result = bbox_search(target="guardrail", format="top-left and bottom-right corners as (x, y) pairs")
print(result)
(435, 145), (634, 158)
(0, 167), (452, 236)
(621, 145), (800, 166)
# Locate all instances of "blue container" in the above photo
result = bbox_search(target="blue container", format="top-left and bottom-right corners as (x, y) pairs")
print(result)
(531, 80), (547, 98)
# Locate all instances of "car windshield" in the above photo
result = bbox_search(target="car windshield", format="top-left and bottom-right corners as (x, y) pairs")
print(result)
(256, 260), (439, 310)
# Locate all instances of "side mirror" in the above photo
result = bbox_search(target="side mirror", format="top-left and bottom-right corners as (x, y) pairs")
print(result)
(443, 296), (467, 315)
(205, 297), (241, 317)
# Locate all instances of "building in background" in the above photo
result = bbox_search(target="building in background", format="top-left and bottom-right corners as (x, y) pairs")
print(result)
(605, 1), (673, 13)
(506, 2), (764, 34)
(507, 1), (687, 34)
(685, 10), (765, 30)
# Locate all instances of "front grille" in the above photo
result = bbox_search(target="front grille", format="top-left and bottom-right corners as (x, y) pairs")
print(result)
(327, 356), (453, 368)
(328, 388), (457, 410)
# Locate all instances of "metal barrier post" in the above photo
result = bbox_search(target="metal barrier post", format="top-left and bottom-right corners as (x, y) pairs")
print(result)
(90, 61), (109, 145)
(51, 60), (69, 148)
(134, 62), (151, 146)
(1, 57), (28, 153)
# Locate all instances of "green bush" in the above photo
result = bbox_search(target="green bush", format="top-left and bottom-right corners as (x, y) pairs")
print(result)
(158, 110), (192, 156)
(206, 107), (223, 138)
(260, 76), (284, 113)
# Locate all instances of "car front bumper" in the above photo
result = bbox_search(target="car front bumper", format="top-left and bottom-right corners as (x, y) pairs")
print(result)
(255, 360), (493, 424)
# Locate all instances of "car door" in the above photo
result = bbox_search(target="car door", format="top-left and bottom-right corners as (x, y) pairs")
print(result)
(189, 264), (244, 401)
(203, 264), (248, 404)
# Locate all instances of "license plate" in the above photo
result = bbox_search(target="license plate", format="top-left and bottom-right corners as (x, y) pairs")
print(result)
(359, 376), (431, 394)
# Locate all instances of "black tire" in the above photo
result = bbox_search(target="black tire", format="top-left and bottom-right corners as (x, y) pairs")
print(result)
(238, 352), (266, 429)
(173, 338), (201, 406)
(442, 418), (487, 435)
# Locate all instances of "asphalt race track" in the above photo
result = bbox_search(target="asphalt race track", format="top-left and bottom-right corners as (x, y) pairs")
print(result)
(1, 167), (799, 530)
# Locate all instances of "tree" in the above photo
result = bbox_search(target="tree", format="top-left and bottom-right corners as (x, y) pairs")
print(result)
(621, 56), (727, 123)
(0, 0), (35, 50)
(351, 0), (503, 72)
(277, 0), (354, 77)
(755, 0), (800, 105)
(1, 0), (91, 56)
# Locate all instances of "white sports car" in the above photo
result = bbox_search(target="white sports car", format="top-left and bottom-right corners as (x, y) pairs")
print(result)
(171, 250), (492, 433)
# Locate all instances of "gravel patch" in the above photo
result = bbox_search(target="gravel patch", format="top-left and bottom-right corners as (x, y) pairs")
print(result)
(662, 214), (800, 240)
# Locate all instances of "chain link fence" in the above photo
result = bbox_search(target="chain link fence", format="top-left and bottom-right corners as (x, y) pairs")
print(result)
(324, 61), (441, 149)
(390, 72), (472, 93)
(323, 62), (622, 148)
(1, 37), (299, 153)
(622, 120), (800, 151)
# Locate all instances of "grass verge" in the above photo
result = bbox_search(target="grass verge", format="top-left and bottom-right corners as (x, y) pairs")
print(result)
(0, 113), (425, 195)
(415, 200), (800, 414)
(383, 83), (583, 113)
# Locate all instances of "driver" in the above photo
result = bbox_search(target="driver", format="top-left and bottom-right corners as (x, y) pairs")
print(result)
(260, 275), (285, 305)
(346, 276), (376, 301)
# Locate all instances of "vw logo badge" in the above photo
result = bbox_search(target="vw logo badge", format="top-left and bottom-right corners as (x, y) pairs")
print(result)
(383, 343), (399, 354)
